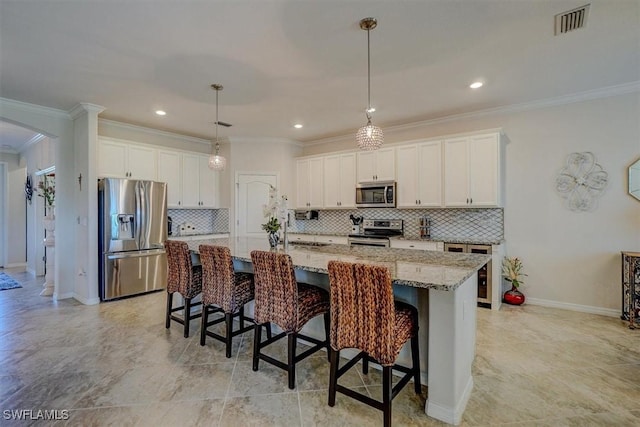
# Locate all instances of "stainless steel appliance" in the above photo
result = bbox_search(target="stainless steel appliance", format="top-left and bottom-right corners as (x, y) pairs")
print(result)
(444, 243), (492, 308)
(355, 181), (396, 208)
(98, 178), (168, 301)
(348, 219), (403, 247)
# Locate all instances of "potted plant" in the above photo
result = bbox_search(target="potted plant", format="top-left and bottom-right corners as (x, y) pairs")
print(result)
(502, 256), (527, 305)
(262, 216), (281, 248)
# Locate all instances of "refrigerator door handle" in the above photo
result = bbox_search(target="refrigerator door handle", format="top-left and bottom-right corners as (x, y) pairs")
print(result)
(107, 249), (166, 260)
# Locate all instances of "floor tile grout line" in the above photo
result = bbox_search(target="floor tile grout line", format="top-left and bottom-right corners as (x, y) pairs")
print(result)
(217, 328), (242, 427)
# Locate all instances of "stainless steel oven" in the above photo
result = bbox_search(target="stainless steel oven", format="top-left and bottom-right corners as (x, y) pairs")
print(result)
(355, 182), (396, 208)
(348, 219), (403, 247)
(444, 243), (492, 308)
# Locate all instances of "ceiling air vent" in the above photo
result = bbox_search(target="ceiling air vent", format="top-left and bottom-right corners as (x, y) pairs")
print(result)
(215, 121), (232, 127)
(555, 4), (590, 35)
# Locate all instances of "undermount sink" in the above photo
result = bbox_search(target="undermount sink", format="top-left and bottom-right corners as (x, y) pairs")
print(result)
(289, 241), (329, 247)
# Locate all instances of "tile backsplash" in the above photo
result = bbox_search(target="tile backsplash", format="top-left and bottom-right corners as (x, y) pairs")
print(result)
(167, 208), (229, 235)
(288, 208), (503, 241)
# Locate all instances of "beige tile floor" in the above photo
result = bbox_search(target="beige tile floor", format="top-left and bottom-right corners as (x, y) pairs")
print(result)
(0, 267), (639, 426)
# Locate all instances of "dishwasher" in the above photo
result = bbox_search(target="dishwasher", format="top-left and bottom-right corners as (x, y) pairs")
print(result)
(444, 243), (492, 308)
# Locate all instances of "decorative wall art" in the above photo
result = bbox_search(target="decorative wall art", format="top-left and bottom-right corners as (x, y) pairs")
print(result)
(555, 152), (608, 212)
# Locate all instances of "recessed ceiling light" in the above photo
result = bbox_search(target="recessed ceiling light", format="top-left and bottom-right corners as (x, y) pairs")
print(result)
(469, 81), (483, 89)
(294, 124), (303, 129)
(366, 107), (376, 113)
(155, 110), (167, 116)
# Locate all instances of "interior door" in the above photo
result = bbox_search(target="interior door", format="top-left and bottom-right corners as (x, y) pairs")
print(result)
(236, 173), (278, 237)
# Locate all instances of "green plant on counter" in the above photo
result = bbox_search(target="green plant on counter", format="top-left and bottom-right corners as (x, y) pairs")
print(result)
(261, 216), (281, 233)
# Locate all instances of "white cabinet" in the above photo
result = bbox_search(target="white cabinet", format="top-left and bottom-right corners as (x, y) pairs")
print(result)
(356, 147), (395, 182)
(390, 239), (443, 251)
(157, 150), (182, 207)
(396, 141), (442, 207)
(323, 153), (356, 208)
(296, 157), (324, 209)
(443, 133), (502, 207)
(181, 154), (218, 208)
(99, 138), (157, 180)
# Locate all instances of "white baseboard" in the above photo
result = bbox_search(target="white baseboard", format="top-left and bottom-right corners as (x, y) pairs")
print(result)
(526, 297), (619, 318)
(426, 376), (473, 425)
(5, 262), (27, 268)
(69, 292), (100, 305)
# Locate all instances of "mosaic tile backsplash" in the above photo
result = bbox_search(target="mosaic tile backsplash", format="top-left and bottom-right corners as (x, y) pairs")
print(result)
(288, 208), (503, 242)
(167, 208), (229, 235)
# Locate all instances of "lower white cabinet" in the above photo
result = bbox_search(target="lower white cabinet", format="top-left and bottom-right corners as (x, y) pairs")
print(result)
(390, 240), (444, 251)
(287, 234), (348, 245)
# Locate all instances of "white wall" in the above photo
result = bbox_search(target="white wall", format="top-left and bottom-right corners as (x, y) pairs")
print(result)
(0, 152), (26, 267)
(303, 92), (640, 313)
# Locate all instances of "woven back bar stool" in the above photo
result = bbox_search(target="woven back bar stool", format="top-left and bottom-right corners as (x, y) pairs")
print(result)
(164, 240), (203, 338)
(250, 250), (330, 389)
(327, 260), (421, 427)
(199, 245), (271, 358)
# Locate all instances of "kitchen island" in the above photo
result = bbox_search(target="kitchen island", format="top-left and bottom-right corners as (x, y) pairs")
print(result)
(187, 237), (489, 425)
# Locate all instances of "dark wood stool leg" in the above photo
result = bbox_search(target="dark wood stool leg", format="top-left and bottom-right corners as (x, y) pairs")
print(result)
(200, 305), (208, 346)
(265, 322), (272, 339)
(239, 306), (245, 329)
(287, 333), (297, 389)
(382, 365), (392, 427)
(252, 323), (262, 371)
(184, 297), (191, 338)
(411, 333), (421, 393)
(363, 354), (369, 375)
(225, 312), (233, 358)
(323, 311), (330, 361)
(328, 348), (339, 407)
(165, 292), (173, 329)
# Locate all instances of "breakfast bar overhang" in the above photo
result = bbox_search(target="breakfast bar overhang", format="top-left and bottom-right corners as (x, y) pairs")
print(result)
(187, 237), (490, 425)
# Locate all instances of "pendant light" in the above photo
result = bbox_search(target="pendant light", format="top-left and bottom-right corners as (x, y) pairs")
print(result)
(356, 17), (383, 151)
(208, 83), (227, 170)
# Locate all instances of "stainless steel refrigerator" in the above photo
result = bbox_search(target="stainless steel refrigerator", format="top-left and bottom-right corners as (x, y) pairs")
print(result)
(98, 178), (168, 301)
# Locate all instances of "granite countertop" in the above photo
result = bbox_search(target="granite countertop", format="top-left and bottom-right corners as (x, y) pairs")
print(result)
(186, 237), (489, 292)
(392, 236), (505, 245)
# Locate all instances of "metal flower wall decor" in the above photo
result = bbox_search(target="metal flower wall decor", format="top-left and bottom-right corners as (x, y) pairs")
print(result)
(555, 152), (608, 212)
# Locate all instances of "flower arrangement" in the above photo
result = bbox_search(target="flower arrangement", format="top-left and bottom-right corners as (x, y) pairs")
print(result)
(502, 257), (527, 288)
(261, 184), (287, 234)
(37, 175), (55, 207)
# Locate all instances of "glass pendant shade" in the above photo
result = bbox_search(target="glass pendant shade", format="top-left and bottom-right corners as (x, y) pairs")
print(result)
(208, 141), (226, 171)
(356, 118), (383, 150)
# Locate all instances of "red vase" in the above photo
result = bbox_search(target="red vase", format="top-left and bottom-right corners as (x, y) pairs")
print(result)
(503, 286), (525, 305)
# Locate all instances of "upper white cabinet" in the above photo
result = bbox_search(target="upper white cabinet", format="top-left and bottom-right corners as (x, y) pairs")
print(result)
(323, 153), (356, 208)
(181, 154), (218, 208)
(296, 157), (324, 209)
(157, 150), (182, 207)
(356, 147), (395, 182)
(99, 138), (157, 180)
(443, 133), (502, 207)
(396, 141), (442, 207)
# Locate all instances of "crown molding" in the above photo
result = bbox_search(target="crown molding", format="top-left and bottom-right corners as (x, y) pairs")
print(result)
(304, 81), (640, 147)
(99, 118), (212, 145)
(228, 136), (303, 147)
(0, 97), (70, 120)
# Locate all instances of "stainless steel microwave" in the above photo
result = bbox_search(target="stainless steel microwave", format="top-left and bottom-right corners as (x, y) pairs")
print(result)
(355, 182), (396, 208)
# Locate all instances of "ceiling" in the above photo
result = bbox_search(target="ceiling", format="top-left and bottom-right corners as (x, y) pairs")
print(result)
(1, 0), (639, 151)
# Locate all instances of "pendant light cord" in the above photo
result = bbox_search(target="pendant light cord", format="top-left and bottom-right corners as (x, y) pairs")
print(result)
(214, 87), (219, 154)
(367, 26), (371, 114)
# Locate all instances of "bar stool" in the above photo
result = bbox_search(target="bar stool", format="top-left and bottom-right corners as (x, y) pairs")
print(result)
(250, 250), (330, 390)
(327, 261), (421, 427)
(199, 244), (271, 357)
(164, 240), (202, 338)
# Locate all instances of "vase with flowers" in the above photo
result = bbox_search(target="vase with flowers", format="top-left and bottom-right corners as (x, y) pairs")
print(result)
(502, 256), (527, 305)
(262, 184), (287, 248)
